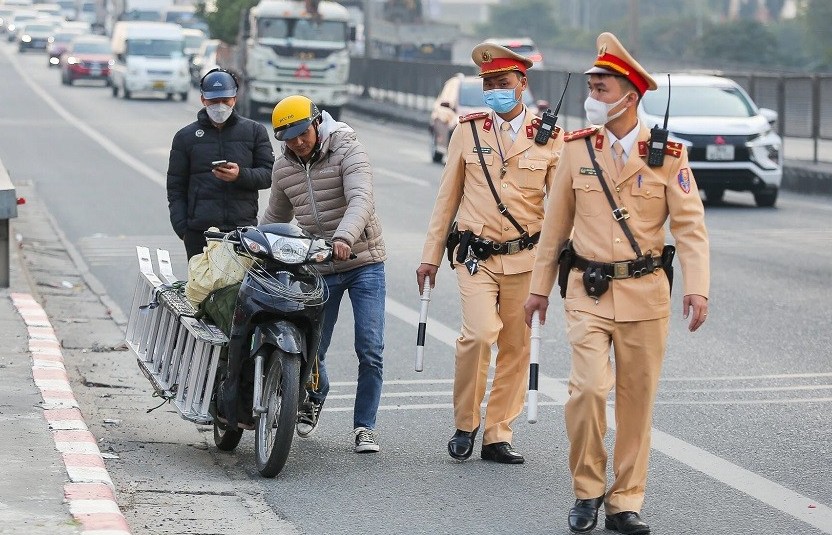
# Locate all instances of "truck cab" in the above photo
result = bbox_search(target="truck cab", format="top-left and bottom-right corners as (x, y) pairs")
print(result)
(109, 21), (190, 100)
(240, 0), (350, 119)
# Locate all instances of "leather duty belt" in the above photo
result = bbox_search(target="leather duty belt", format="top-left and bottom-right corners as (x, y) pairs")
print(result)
(573, 253), (661, 279)
(469, 232), (540, 258)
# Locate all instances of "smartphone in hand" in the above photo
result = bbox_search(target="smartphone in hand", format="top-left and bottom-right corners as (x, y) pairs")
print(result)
(211, 160), (228, 168)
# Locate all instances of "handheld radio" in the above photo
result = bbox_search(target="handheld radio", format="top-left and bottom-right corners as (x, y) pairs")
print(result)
(647, 74), (671, 167)
(534, 73), (571, 145)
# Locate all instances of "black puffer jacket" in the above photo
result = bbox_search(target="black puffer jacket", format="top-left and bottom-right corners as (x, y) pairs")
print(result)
(167, 108), (274, 237)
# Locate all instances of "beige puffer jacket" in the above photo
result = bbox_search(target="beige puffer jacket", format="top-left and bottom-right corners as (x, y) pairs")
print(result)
(262, 111), (386, 274)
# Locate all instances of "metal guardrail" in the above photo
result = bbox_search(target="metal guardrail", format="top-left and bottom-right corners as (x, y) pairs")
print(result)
(348, 58), (831, 163)
(0, 157), (19, 288)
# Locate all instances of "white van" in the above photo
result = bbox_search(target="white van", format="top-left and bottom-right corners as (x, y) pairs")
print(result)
(109, 21), (190, 100)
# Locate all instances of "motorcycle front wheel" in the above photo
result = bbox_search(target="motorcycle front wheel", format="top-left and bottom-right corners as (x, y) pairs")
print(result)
(255, 351), (300, 477)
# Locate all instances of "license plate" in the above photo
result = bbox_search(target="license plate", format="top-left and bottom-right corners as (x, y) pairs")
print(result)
(706, 144), (735, 161)
(90, 68), (101, 76)
(152, 81), (166, 90)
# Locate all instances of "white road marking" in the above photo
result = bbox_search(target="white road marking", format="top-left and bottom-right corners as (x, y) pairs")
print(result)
(6, 48), (166, 187)
(384, 295), (832, 533)
(375, 167), (430, 187)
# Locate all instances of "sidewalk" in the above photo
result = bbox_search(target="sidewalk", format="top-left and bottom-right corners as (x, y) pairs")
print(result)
(0, 239), (85, 534)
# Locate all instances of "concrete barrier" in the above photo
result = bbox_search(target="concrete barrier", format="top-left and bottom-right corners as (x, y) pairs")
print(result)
(344, 96), (832, 197)
(0, 157), (20, 288)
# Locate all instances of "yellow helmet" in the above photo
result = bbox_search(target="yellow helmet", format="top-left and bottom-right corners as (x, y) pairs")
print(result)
(272, 95), (321, 141)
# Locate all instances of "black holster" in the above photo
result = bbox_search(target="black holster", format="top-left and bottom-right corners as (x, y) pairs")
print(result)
(661, 244), (676, 293)
(455, 230), (474, 264)
(445, 222), (460, 269)
(557, 239), (575, 299)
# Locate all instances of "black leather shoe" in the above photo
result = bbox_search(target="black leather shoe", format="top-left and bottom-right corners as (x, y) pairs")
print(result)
(480, 442), (524, 464)
(604, 512), (650, 534)
(447, 427), (479, 460)
(567, 496), (604, 533)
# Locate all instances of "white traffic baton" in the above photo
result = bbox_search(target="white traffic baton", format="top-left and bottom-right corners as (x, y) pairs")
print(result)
(415, 278), (431, 372)
(528, 310), (541, 423)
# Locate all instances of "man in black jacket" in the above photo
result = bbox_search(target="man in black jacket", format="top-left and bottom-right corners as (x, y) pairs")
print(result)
(167, 68), (275, 258)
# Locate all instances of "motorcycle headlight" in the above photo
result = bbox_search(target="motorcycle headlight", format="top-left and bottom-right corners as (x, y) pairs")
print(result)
(265, 233), (311, 264)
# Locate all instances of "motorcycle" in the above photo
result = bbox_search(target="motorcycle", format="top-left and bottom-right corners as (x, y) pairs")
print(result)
(204, 223), (333, 478)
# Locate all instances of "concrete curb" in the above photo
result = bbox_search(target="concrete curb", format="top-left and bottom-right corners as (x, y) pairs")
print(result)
(10, 293), (132, 535)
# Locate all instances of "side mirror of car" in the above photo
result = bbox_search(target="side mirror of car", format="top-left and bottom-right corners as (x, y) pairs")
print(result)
(759, 107), (777, 128)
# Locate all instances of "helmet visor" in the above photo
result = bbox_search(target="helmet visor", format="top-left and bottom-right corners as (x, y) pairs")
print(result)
(274, 118), (313, 141)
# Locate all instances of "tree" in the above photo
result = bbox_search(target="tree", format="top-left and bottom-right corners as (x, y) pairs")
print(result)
(693, 19), (780, 66)
(198, 0), (259, 44)
(476, 0), (560, 46)
(802, 0), (832, 70)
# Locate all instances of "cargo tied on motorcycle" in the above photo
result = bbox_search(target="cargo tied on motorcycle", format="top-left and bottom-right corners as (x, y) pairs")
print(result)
(126, 222), (336, 478)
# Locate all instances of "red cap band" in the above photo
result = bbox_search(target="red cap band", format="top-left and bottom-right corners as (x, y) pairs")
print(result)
(480, 58), (527, 76)
(594, 52), (649, 95)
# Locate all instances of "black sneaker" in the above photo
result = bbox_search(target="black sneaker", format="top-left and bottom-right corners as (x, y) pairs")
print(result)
(353, 427), (380, 453)
(296, 398), (323, 438)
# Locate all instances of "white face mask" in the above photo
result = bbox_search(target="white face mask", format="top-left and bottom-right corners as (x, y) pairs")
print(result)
(584, 93), (632, 125)
(206, 103), (233, 124)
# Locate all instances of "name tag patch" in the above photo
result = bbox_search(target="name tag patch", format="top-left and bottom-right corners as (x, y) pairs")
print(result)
(473, 147), (492, 154)
(579, 167), (597, 175)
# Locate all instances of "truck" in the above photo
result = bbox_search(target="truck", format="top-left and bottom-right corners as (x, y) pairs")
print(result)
(105, 0), (172, 35)
(228, 0), (351, 120)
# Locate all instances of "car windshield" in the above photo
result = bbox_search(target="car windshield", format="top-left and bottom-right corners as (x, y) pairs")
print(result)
(184, 34), (203, 49)
(642, 85), (756, 118)
(257, 17), (346, 43)
(459, 80), (535, 107)
(126, 38), (182, 57)
(74, 41), (110, 53)
(24, 23), (52, 32)
(54, 32), (79, 41)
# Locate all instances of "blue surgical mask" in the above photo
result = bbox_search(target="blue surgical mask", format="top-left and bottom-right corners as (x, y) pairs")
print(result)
(483, 86), (520, 114)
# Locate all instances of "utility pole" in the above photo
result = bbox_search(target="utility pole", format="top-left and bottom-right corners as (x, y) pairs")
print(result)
(628, 0), (639, 57)
(362, 0), (371, 97)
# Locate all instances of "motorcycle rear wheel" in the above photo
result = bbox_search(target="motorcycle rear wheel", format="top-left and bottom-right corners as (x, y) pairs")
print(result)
(255, 351), (300, 477)
(213, 418), (244, 451)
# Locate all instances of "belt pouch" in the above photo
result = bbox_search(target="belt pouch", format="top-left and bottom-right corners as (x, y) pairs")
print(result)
(582, 265), (609, 299)
(661, 244), (676, 293)
(456, 230), (473, 264)
(557, 239), (575, 299)
(445, 222), (460, 268)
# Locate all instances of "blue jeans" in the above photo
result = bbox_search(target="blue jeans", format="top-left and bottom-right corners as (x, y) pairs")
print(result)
(309, 262), (385, 430)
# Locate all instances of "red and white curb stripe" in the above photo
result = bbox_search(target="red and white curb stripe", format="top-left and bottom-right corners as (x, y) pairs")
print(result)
(11, 293), (132, 535)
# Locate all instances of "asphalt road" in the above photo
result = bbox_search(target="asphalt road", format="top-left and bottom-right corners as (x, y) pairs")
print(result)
(1, 40), (831, 535)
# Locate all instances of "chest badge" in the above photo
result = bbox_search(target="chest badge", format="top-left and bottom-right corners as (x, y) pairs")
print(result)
(195, 129), (205, 138)
(579, 167), (597, 176)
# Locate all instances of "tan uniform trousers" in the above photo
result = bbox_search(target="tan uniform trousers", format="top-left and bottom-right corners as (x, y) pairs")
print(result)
(455, 264), (531, 445)
(564, 309), (669, 514)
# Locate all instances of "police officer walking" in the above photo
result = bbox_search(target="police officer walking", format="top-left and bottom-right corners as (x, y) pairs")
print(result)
(524, 33), (710, 534)
(416, 43), (562, 464)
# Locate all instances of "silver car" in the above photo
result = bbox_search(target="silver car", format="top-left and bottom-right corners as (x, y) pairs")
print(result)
(639, 73), (782, 207)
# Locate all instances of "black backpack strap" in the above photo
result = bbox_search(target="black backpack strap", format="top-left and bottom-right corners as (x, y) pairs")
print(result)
(469, 121), (527, 238)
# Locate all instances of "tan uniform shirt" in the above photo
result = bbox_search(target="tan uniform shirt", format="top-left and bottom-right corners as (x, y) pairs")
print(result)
(530, 124), (710, 321)
(421, 109), (563, 274)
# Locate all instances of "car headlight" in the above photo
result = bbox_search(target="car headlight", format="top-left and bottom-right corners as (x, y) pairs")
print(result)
(21, 34), (31, 42)
(746, 132), (782, 170)
(67, 56), (78, 64)
(265, 234), (311, 264)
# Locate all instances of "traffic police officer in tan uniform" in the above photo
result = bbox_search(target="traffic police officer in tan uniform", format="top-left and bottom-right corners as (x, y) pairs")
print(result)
(416, 42), (563, 464)
(524, 33), (709, 534)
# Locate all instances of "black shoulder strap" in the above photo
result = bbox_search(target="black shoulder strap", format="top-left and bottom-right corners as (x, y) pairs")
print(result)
(469, 121), (527, 237)
(584, 137), (643, 258)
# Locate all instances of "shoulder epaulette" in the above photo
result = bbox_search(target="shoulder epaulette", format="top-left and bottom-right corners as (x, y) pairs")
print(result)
(459, 112), (489, 124)
(664, 141), (683, 158)
(564, 126), (599, 142)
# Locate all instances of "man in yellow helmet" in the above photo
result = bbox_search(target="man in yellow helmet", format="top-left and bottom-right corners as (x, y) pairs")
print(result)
(264, 95), (387, 454)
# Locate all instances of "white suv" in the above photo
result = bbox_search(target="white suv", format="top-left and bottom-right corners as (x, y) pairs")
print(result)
(639, 74), (782, 207)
